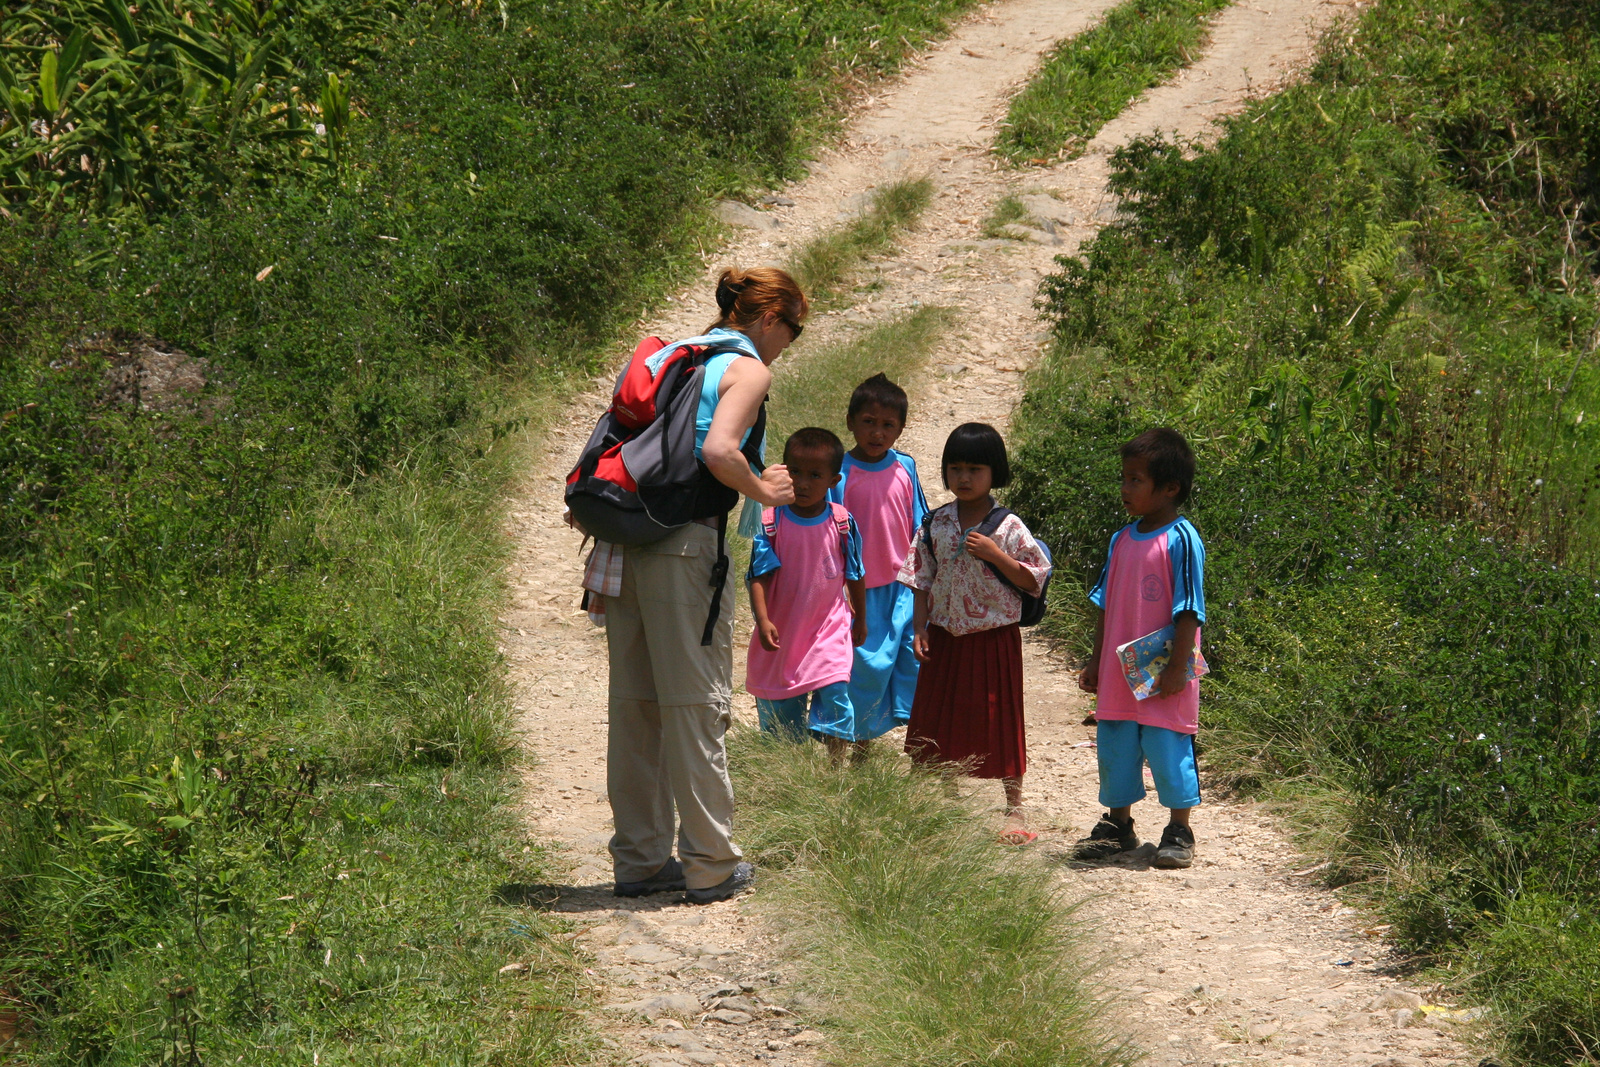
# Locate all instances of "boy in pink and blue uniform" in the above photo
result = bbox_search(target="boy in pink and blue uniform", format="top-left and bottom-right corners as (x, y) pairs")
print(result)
(828, 374), (929, 745)
(747, 428), (868, 751)
(1076, 428), (1206, 870)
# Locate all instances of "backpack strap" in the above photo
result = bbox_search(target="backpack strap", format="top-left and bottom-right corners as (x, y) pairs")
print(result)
(761, 507), (778, 540)
(829, 501), (851, 539)
(701, 513), (728, 647)
(972, 507), (1028, 597)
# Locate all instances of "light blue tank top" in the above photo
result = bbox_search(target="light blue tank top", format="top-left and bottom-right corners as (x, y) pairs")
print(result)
(690, 330), (763, 463)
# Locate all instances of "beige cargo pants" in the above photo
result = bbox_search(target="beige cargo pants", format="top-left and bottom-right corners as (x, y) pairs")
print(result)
(605, 521), (743, 891)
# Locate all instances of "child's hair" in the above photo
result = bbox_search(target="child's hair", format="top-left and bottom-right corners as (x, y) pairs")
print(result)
(708, 266), (809, 333)
(941, 422), (1011, 488)
(847, 372), (909, 424)
(1121, 428), (1195, 504)
(785, 427), (846, 475)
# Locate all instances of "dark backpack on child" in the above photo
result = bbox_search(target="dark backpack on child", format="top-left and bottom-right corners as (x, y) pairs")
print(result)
(920, 505), (1053, 626)
(565, 335), (765, 645)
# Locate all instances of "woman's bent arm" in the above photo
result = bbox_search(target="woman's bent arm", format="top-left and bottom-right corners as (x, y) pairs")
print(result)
(702, 358), (794, 507)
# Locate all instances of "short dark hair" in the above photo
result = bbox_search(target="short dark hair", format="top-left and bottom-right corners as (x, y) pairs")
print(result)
(941, 422), (1011, 488)
(785, 426), (846, 475)
(847, 372), (909, 424)
(1121, 428), (1195, 504)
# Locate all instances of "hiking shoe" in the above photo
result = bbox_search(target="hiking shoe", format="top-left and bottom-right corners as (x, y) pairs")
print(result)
(684, 861), (755, 905)
(1072, 813), (1138, 860)
(1153, 823), (1195, 869)
(613, 858), (687, 898)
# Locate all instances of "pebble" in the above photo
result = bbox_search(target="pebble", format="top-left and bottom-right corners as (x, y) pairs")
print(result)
(791, 1030), (827, 1046)
(705, 1009), (754, 1025)
(610, 993), (703, 1019)
(714, 997), (761, 1014)
(497, 961), (529, 975)
(715, 200), (779, 230)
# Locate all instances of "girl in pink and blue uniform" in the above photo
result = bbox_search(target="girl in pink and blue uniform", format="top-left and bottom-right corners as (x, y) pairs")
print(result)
(828, 374), (929, 744)
(1076, 428), (1206, 870)
(747, 428), (868, 752)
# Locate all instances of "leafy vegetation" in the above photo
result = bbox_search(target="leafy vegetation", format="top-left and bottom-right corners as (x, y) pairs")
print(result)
(732, 732), (1135, 1067)
(1006, 1), (1600, 1062)
(0, 0), (986, 1057)
(995, 0), (1229, 164)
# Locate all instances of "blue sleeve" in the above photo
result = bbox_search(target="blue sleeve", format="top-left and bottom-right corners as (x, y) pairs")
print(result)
(1168, 520), (1206, 622)
(748, 521), (781, 580)
(897, 452), (930, 526)
(845, 516), (865, 581)
(1087, 531), (1118, 608)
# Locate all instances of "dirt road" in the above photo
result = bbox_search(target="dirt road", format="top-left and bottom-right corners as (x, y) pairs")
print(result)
(499, 0), (1486, 1063)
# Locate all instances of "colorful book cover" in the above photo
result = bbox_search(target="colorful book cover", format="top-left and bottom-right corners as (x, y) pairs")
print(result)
(1115, 624), (1209, 701)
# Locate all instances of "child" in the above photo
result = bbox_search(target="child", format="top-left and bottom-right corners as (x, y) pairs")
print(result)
(747, 427), (868, 753)
(898, 423), (1052, 843)
(829, 373), (930, 746)
(1075, 428), (1206, 870)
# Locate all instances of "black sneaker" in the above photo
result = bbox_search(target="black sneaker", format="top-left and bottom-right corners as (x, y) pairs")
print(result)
(1072, 813), (1138, 860)
(684, 861), (755, 905)
(613, 858), (687, 897)
(1154, 823), (1195, 869)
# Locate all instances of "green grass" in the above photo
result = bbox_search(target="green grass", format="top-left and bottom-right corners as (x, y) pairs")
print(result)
(788, 177), (935, 302)
(980, 193), (1033, 237)
(769, 304), (955, 443)
(995, 0), (1231, 164)
(730, 732), (1137, 1067)
(1005, 1), (1600, 1063)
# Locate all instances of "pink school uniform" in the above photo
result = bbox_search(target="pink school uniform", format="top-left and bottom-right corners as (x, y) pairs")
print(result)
(1089, 517), (1207, 733)
(746, 504), (866, 739)
(829, 450), (929, 739)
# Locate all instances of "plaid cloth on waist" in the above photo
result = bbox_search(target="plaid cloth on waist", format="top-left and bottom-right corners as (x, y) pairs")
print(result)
(582, 539), (623, 598)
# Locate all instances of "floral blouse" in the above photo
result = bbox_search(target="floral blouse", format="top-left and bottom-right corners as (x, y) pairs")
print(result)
(897, 503), (1052, 636)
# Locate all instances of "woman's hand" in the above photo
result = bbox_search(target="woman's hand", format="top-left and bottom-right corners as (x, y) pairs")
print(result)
(912, 627), (931, 662)
(753, 463), (794, 508)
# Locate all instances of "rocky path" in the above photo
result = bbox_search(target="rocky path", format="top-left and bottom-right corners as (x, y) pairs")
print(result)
(498, 0), (1486, 1063)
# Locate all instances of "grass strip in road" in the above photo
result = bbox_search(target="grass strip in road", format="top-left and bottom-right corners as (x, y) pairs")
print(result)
(768, 304), (955, 442)
(731, 732), (1136, 1067)
(996, 0), (1231, 164)
(788, 177), (935, 302)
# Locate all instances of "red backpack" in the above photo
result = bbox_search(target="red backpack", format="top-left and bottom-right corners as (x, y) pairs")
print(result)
(566, 335), (766, 644)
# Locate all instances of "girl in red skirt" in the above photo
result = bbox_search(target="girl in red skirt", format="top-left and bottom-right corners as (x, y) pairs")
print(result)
(897, 423), (1053, 844)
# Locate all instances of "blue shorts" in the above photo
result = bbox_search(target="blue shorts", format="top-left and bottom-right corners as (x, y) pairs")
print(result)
(756, 681), (854, 741)
(1096, 720), (1201, 810)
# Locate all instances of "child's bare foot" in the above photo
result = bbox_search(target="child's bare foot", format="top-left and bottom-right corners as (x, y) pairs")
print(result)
(825, 737), (849, 764)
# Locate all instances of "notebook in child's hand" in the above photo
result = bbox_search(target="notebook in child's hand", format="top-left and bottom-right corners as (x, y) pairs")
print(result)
(1115, 625), (1209, 701)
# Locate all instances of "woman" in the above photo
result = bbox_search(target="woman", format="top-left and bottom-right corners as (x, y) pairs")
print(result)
(605, 266), (807, 904)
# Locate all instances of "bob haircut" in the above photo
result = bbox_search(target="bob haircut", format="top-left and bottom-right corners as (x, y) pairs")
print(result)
(941, 422), (1011, 488)
(1121, 427), (1195, 505)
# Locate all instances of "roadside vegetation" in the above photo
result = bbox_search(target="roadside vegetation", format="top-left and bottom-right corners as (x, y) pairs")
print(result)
(995, 0), (1230, 164)
(732, 733), (1135, 1067)
(0, 0), (983, 1058)
(1006, 2), (1600, 1063)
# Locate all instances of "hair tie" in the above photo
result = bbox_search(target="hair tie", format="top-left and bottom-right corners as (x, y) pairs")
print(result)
(715, 275), (747, 313)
